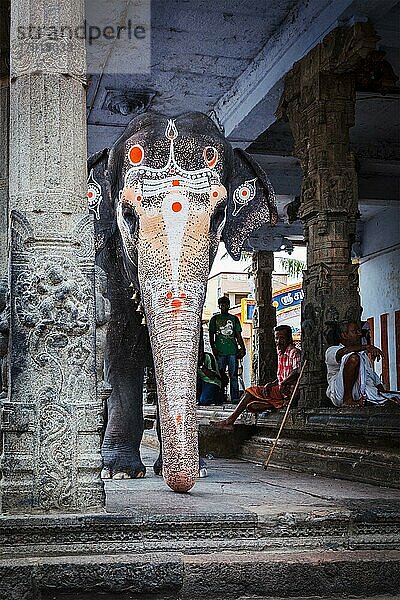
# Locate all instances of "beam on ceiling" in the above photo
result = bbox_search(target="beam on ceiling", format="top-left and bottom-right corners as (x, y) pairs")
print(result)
(212, 0), (357, 136)
(214, 0), (400, 141)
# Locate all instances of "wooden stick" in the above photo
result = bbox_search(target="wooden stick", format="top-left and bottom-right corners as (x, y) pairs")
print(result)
(263, 359), (308, 471)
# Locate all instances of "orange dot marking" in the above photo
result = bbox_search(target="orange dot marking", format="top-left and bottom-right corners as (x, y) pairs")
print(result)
(176, 414), (182, 424)
(129, 145), (144, 165)
(212, 191), (218, 198)
(242, 189), (248, 196)
(166, 291), (173, 299)
(180, 293), (186, 299)
(137, 195), (142, 201)
(171, 298), (182, 309)
(172, 179), (180, 186)
(87, 191), (93, 198)
(172, 201), (182, 212)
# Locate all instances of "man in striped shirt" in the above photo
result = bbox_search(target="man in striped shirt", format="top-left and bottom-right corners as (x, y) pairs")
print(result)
(212, 325), (301, 430)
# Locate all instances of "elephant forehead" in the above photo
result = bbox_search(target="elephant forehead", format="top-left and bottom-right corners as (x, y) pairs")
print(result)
(124, 135), (226, 176)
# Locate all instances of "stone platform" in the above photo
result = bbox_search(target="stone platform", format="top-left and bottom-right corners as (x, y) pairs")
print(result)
(195, 404), (400, 489)
(1, 445), (400, 599)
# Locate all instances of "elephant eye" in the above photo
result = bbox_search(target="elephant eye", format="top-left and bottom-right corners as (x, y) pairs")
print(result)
(122, 204), (138, 235)
(203, 146), (218, 168)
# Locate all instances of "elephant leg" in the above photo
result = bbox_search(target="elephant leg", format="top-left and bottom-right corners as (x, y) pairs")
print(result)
(102, 367), (146, 479)
(99, 271), (151, 480)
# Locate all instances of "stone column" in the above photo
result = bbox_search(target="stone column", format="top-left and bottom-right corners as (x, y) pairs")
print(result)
(0, 0), (104, 512)
(251, 251), (277, 385)
(0, 0), (9, 277)
(277, 23), (379, 407)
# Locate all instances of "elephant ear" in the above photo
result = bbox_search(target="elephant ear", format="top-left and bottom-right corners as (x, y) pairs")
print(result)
(222, 148), (278, 260)
(87, 148), (115, 255)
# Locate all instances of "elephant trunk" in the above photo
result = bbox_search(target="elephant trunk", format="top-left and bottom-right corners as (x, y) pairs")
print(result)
(140, 278), (206, 492)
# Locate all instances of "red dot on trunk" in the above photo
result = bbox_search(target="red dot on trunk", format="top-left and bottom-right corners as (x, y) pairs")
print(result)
(171, 298), (182, 309)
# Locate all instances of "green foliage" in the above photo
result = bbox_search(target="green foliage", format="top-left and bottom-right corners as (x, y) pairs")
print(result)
(279, 257), (306, 278)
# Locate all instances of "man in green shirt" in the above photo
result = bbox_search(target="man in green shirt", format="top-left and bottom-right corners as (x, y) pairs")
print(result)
(197, 350), (221, 405)
(209, 296), (246, 404)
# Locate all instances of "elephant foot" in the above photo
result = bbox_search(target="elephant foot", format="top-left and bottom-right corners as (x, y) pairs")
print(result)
(101, 460), (146, 480)
(113, 471), (141, 480)
(101, 467), (146, 480)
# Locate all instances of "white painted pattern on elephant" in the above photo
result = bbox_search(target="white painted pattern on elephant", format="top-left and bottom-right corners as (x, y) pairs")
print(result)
(232, 177), (257, 216)
(162, 192), (189, 281)
(87, 169), (102, 220)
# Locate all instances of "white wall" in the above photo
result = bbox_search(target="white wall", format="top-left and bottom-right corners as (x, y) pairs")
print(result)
(359, 207), (400, 388)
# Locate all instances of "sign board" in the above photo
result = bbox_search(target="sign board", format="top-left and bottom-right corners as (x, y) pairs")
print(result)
(272, 283), (303, 341)
(241, 298), (256, 323)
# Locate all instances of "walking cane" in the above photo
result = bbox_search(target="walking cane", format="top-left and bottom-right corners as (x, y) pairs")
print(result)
(263, 359), (308, 470)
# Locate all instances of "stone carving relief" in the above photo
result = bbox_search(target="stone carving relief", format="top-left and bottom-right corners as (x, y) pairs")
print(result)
(300, 174), (318, 218)
(325, 305), (339, 324)
(318, 263), (332, 289)
(323, 171), (355, 212)
(71, 214), (96, 261)
(37, 386), (74, 510)
(301, 302), (321, 361)
(345, 305), (362, 325)
(0, 278), (9, 399)
(11, 256), (95, 508)
(10, 38), (85, 78)
(10, 211), (35, 253)
(95, 265), (111, 392)
(317, 214), (329, 236)
(15, 259), (90, 341)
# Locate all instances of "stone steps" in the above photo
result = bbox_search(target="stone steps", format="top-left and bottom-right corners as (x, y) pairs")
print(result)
(238, 434), (400, 488)
(1, 549), (399, 599)
(2, 434), (399, 599)
(197, 405), (400, 488)
(3, 496), (400, 560)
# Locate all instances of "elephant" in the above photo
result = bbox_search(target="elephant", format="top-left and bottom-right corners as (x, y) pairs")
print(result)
(88, 111), (277, 492)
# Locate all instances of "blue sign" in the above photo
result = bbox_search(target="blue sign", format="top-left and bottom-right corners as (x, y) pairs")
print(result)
(272, 286), (304, 314)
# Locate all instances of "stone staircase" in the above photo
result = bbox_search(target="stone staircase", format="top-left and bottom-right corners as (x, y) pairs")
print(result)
(2, 410), (399, 600)
(1, 505), (400, 599)
(198, 405), (400, 488)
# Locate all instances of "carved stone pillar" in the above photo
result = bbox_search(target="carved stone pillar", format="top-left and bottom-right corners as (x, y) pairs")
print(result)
(0, 0), (9, 277)
(251, 251), (277, 385)
(0, 0), (104, 512)
(278, 23), (379, 407)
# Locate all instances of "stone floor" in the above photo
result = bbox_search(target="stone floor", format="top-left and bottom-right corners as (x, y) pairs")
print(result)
(105, 445), (400, 517)
(3, 445), (400, 599)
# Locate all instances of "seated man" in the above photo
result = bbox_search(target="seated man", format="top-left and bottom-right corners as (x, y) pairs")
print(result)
(197, 349), (222, 406)
(325, 321), (400, 406)
(212, 325), (300, 429)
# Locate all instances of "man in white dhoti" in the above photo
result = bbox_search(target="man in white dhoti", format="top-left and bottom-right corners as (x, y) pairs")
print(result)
(325, 321), (400, 407)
